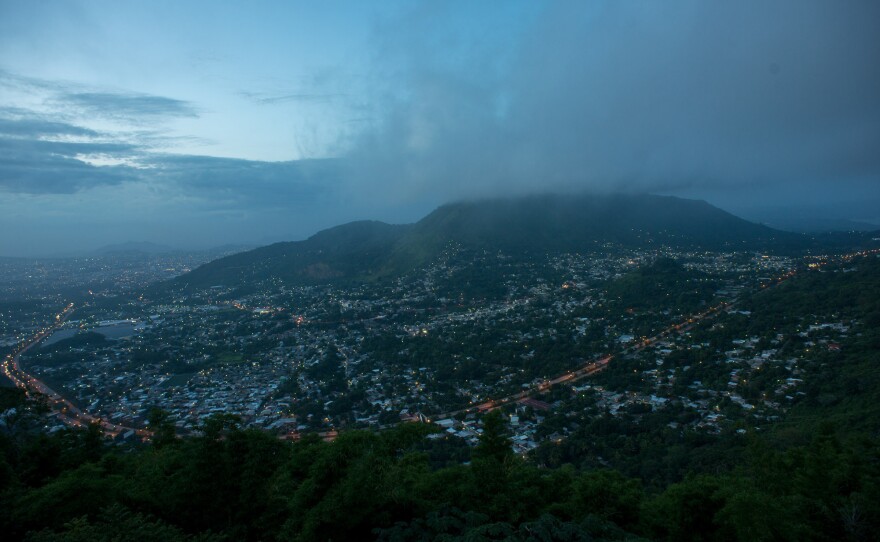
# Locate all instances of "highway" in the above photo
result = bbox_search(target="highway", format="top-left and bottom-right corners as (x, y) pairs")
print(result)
(428, 247), (880, 423)
(432, 301), (731, 421)
(1, 303), (149, 440)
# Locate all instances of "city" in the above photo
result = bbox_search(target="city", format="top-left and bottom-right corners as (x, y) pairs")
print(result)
(4, 244), (873, 459)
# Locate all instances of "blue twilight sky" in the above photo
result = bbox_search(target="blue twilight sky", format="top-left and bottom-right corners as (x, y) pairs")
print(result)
(1, 0), (878, 256)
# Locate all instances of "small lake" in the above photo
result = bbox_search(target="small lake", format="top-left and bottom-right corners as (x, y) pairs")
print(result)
(42, 328), (78, 346)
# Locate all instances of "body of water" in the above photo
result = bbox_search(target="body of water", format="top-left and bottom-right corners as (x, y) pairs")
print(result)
(42, 328), (78, 346)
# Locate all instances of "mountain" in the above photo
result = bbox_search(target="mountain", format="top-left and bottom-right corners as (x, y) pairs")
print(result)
(170, 221), (409, 290)
(165, 193), (800, 292)
(400, 193), (786, 252)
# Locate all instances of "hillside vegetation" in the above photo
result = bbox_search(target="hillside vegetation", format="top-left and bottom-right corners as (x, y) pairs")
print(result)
(166, 194), (801, 293)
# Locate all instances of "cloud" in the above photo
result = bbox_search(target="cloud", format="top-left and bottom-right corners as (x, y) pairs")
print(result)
(0, 137), (138, 194)
(62, 91), (198, 121)
(143, 154), (338, 209)
(0, 114), (99, 138)
(0, 68), (70, 95)
(345, 0), (880, 211)
(0, 69), (199, 124)
(239, 90), (345, 105)
(0, 77), (203, 195)
(0, 105), (143, 194)
(0, 132), (339, 203)
(0, 98), (340, 206)
(3, 1), (878, 257)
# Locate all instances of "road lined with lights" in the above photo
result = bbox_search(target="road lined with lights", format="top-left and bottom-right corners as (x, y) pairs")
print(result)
(2, 303), (76, 390)
(434, 301), (731, 420)
(1, 303), (149, 440)
(429, 247), (880, 422)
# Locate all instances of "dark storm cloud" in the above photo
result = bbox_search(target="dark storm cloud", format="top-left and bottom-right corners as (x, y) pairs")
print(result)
(347, 0), (880, 209)
(63, 92), (199, 121)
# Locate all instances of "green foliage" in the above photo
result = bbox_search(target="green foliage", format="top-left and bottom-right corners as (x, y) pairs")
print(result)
(146, 408), (176, 449)
(1, 411), (879, 541)
(24, 504), (206, 542)
(376, 507), (642, 541)
(0, 387), (27, 412)
(571, 470), (643, 529)
(605, 258), (717, 314)
(304, 344), (346, 393)
(473, 410), (513, 463)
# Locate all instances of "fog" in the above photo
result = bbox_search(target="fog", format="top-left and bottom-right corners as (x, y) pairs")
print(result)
(345, 1), (880, 223)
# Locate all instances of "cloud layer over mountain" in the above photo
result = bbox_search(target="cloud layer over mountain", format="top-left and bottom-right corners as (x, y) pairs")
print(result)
(0, 1), (878, 255)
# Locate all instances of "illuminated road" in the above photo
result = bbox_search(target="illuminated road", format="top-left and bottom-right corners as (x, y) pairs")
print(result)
(433, 301), (729, 420)
(1, 304), (149, 440)
(427, 247), (880, 423)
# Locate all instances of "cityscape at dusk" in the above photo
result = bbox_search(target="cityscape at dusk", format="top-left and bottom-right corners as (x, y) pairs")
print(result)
(2, 2), (879, 541)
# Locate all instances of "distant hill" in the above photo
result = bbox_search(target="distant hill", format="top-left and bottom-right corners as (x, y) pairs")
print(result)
(165, 193), (803, 292)
(169, 221), (410, 290)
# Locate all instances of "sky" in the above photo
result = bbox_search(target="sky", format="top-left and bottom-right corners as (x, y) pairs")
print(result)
(1, 0), (878, 256)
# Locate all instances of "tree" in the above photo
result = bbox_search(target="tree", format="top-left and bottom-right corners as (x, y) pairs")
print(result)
(147, 409), (176, 449)
(571, 469), (643, 530)
(473, 410), (513, 464)
(642, 475), (726, 542)
(24, 503), (203, 542)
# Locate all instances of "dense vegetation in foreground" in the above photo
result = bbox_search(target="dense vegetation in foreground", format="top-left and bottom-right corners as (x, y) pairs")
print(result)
(0, 401), (878, 542)
(2, 256), (879, 541)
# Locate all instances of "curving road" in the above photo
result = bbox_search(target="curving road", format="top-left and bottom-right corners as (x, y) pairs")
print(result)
(427, 247), (880, 423)
(431, 301), (731, 421)
(2, 303), (149, 439)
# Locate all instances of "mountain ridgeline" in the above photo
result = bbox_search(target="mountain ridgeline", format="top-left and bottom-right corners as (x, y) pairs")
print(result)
(168, 194), (796, 291)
